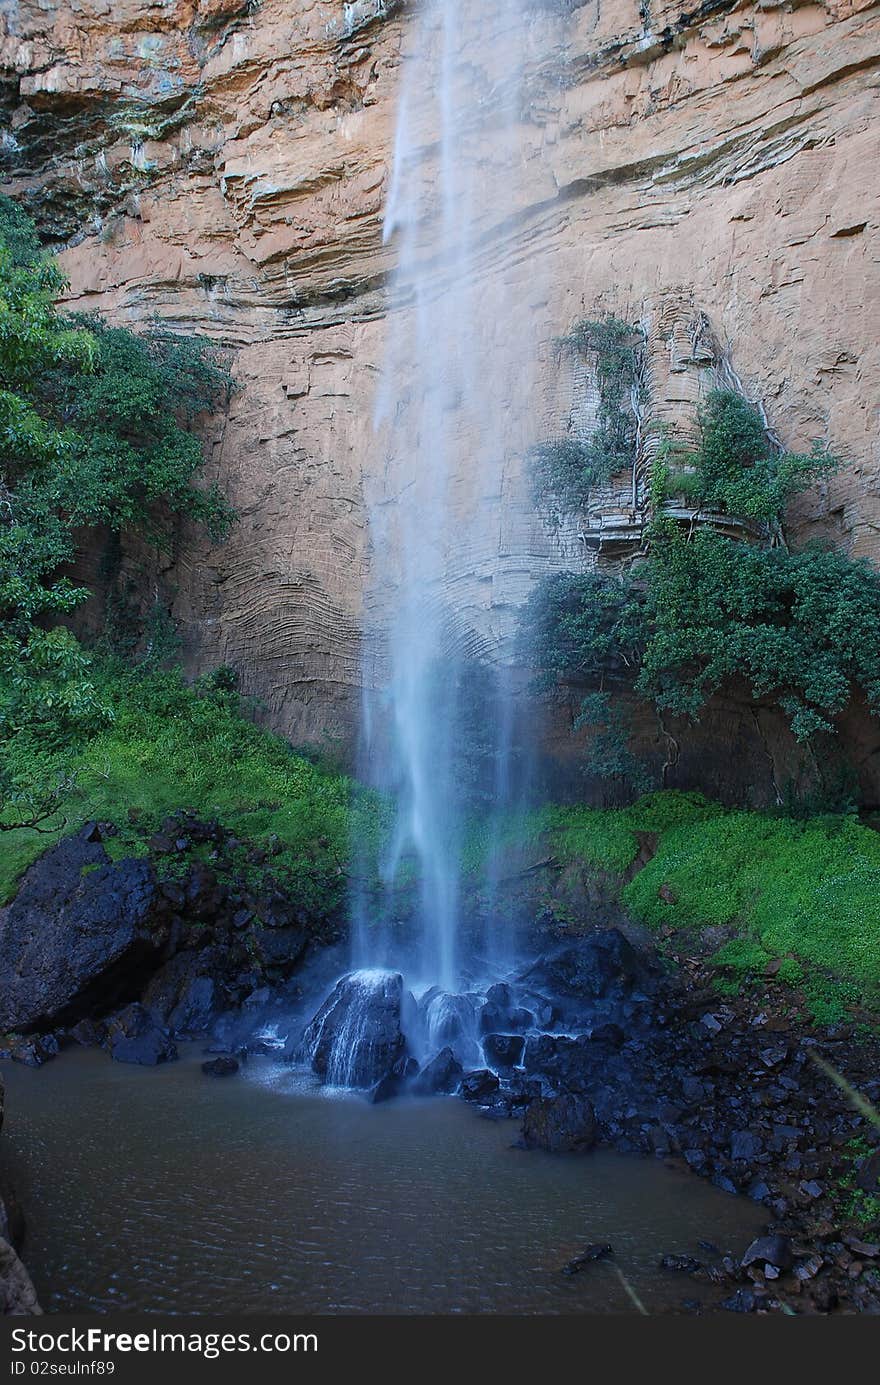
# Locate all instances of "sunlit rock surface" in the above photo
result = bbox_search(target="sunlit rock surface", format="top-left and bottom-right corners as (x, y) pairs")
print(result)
(3, 0), (879, 794)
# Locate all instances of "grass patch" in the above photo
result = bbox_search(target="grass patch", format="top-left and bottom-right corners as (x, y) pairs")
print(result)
(0, 659), (386, 914)
(473, 790), (880, 1022)
(622, 810), (880, 1010)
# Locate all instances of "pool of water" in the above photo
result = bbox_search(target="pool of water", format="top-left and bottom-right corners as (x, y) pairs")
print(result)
(0, 1049), (764, 1315)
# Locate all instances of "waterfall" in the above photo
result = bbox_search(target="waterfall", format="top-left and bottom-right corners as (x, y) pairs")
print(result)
(352, 0), (560, 992)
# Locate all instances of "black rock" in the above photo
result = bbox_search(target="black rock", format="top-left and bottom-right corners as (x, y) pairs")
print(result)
(301, 971), (407, 1089)
(522, 1034), (594, 1092)
(143, 951), (219, 1036)
(5, 1034), (59, 1067)
(368, 1072), (402, 1104)
(522, 929), (641, 1003)
(459, 1069), (500, 1103)
(482, 1033), (525, 1072)
(202, 1056), (239, 1077)
(741, 1234), (793, 1272)
(485, 983), (512, 1010)
(589, 1021), (625, 1049)
(659, 1254), (703, 1273)
(67, 1018), (107, 1049)
(856, 1149), (880, 1193)
(0, 829), (168, 1033)
(730, 1129), (763, 1161)
(412, 1047), (463, 1096)
(106, 1003), (177, 1066)
(521, 1093), (598, 1153)
(251, 924), (309, 973)
(562, 1243), (612, 1276)
(721, 1288), (765, 1314)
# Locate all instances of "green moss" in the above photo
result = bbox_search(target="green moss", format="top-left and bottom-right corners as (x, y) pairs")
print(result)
(621, 808), (880, 1013)
(0, 660), (383, 912)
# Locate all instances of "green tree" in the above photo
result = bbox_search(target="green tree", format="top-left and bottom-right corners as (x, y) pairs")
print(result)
(0, 195), (234, 742)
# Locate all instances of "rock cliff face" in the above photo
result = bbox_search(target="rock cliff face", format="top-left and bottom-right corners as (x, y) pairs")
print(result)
(3, 0), (879, 796)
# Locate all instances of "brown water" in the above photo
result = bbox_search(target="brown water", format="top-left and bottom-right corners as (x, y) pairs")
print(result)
(1, 1049), (764, 1315)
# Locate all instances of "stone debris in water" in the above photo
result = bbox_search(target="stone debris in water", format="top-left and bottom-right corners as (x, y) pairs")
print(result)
(201, 1057), (239, 1077)
(562, 1244), (613, 1277)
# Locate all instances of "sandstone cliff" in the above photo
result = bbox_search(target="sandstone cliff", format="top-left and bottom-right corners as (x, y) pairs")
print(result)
(2, 0), (879, 798)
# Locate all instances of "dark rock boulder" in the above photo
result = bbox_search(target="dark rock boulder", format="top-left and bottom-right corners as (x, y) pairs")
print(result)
(522, 1034), (595, 1092)
(589, 1021), (625, 1049)
(521, 1093), (598, 1154)
(201, 1056), (239, 1077)
(143, 951), (220, 1036)
(482, 1033), (525, 1072)
(105, 1003), (177, 1066)
(0, 1238), (41, 1316)
(412, 1047), (463, 1096)
(0, 1035), (59, 1067)
(67, 1018), (107, 1048)
(0, 828), (169, 1033)
(459, 1069), (500, 1103)
(251, 924), (309, 975)
(522, 929), (642, 1004)
(562, 1243), (613, 1276)
(741, 1234), (793, 1272)
(301, 970), (407, 1089)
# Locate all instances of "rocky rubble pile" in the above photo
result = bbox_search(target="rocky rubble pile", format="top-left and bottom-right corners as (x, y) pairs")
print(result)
(0, 817), (325, 1066)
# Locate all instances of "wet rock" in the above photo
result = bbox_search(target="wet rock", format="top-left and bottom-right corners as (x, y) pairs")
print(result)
(412, 1047), (463, 1096)
(460, 1069), (500, 1103)
(521, 1093), (597, 1154)
(741, 1234), (793, 1272)
(478, 984), (533, 1036)
(0, 829), (168, 1033)
(105, 1003), (177, 1066)
(251, 924), (309, 974)
(482, 1033), (525, 1072)
(522, 929), (642, 1004)
(562, 1243), (612, 1276)
(143, 951), (219, 1036)
(589, 1021), (625, 1049)
(4, 1035), (59, 1067)
(424, 992), (479, 1052)
(730, 1130), (763, 1161)
(721, 1287), (766, 1314)
(485, 983), (512, 1010)
(0, 1237), (41, 1316)
(301, 970), (407, 1089)
(201, 1056), (239, 1077)
(67, 1018), (106, 1048)
(522, 1034), (594, 1092)
(368, 1054), (417, 1104)
(659, 1253), (703, 1273)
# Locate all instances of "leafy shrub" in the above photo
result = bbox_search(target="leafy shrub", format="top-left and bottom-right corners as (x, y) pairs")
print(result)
(0, 195), (234, 741)
(529, 316), (640, 515)
(689, 389), (835, 523)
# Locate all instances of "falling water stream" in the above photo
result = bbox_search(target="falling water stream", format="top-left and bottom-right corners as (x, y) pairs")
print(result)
(353, 0), (557, 990)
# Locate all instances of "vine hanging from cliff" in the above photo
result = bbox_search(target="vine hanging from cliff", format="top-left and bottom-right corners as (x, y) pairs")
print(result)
(528, 315), (642, 520)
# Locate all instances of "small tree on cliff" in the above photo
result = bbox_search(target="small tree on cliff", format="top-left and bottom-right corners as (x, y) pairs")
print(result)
(0, 196), (235, 750)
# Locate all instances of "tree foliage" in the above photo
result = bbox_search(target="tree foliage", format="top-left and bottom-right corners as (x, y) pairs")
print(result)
(523, 386), (880, 772)
(0, 195), (234, 742)
(688, 389), (835, 522)
(528, 316), (640, 516)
